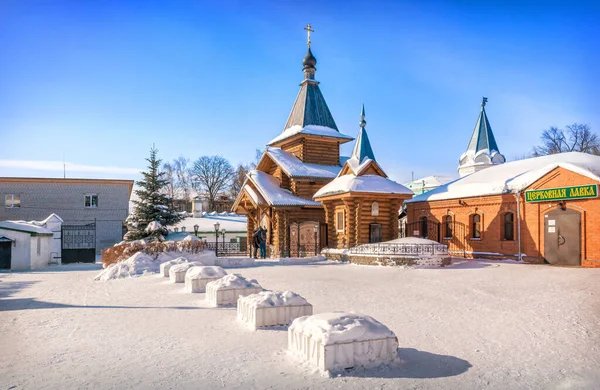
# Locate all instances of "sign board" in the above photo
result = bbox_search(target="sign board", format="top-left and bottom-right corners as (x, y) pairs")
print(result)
(525, 184), (598, 203)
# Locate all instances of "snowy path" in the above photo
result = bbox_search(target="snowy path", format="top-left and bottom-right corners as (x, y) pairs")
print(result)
(1, 260), (599, 389)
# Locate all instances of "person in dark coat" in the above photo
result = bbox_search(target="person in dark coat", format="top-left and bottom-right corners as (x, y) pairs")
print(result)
(251, 227), (261, 259)
(258, 227), (267, 259)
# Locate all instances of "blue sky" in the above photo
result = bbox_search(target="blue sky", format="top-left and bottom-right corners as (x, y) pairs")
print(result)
(1, 0), (598, 184)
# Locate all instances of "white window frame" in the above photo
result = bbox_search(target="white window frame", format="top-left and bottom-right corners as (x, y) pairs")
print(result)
(84, 194), (98, 208)
(5, 194), (21, 208)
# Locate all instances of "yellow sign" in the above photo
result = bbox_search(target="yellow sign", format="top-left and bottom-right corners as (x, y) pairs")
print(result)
(525, 184), (598, 203)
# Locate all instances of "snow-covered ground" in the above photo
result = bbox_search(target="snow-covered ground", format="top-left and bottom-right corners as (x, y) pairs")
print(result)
(1, 260), (600, 389)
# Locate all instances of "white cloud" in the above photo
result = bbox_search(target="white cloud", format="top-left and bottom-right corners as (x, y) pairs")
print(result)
(0, 160), (140, 175)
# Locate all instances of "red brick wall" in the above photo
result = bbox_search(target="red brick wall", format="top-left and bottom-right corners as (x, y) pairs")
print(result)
(405, 167), (600, 268)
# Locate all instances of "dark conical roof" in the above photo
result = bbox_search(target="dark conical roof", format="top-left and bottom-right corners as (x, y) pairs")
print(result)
(283, 81), (339, 131)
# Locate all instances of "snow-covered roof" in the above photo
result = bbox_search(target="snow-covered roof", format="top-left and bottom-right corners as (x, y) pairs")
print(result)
(247, 170), (321, 207)
(266, 147), (342, 179)
(268, 125), (354, 145)
(0, 221), (53, 235)
(243, 184), (264, 206)
(407, 152), (600, 203)
(404, 175), (455, 190)
(344, 157), (379, 176)
(314, 174), (413, 198)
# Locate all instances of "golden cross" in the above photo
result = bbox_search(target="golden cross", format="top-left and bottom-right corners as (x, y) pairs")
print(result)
(304, 23), (314, 47)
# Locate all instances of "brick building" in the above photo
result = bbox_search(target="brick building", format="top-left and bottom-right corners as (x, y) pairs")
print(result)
(405, 152), (600, 267)
(0, 177), (133, 259)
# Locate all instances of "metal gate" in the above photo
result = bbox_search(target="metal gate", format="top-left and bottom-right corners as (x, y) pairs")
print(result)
(544, 208), (581, 266)
(61, 223), (96, 264)
(288, 221), (321, 257)
(402, 220), (441, 242)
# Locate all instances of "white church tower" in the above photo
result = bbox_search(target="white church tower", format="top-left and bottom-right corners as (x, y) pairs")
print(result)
(458, 97), (506, 177)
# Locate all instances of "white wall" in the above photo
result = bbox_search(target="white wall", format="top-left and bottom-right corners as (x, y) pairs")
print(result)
(29, 235), (52, 269)
(0, 229), (31, 271)
(41, 216), (62, 264)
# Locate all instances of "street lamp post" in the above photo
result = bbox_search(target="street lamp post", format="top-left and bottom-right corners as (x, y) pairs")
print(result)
(214, 222), (220, 257)
(193, 224), (199, 237)
(313, 225), (318, 256)
(221, 229), (226, 254)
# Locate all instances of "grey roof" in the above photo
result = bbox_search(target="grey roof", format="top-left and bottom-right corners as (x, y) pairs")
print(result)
(351, 105), (376, 163)
(283, 80), (339, 131)
(465, 97), (500, 154)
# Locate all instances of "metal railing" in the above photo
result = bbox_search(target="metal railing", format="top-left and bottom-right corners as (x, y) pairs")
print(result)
(205, 242), (246, 256)
(348, 242), (448, 256)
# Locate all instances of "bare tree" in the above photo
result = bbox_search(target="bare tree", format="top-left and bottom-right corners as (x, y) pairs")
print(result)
(251, 148), (264, 169)
(189, 156), (235, 210)
(230, 164), (250, 198)
(172, 156), (191, 201)
(161, 162), (176, 199)
(533, 124), (599, 156)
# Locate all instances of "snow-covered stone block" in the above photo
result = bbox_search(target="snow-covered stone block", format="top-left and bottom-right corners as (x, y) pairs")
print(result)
(184, 266), (228, 293)
(288, 312), (399, 372)
(159, 257), (188, 277)
(237, 291), (313, 329)
(205, 274), (263, 307)
(215, 257), (255, 268)
(168, 262), (203, 283)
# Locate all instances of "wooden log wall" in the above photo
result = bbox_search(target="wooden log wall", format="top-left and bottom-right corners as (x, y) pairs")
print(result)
(303, 137), (340, 165)
(291, 178), (330, 199)
(268, 207), (326, 256)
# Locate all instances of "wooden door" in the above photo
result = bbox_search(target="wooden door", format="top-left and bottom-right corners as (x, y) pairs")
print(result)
(0, 241), (11, 269)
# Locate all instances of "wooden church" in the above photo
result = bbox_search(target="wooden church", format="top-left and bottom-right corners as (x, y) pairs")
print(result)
(232, 25), (412, 257)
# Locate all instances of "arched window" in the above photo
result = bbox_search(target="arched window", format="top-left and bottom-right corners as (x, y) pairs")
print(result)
(503, 212), (514, 241)
(371, 201), (379, 216)
(420, 216), (428, 238)
(444, 215), (453, 238)
(471, 214), (481, 239)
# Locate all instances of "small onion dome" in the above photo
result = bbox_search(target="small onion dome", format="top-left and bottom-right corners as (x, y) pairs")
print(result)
(302, 48), (317, 68)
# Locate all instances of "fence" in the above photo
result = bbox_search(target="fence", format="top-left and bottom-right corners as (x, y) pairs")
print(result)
(206, 241), (247, 257)
(348, 242), (448, 256)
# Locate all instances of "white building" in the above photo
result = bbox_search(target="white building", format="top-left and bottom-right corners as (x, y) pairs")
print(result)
(0, 220), (56, 271)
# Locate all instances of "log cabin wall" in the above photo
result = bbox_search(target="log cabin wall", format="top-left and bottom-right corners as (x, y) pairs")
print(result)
(303, 137), (340, 165)
(280, 136), (341, 165)
(322, 196), (406, 248)
(291, 178), (331, 200)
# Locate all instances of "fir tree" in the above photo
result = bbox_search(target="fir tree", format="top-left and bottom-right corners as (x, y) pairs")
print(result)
(125, 146), (185, 240)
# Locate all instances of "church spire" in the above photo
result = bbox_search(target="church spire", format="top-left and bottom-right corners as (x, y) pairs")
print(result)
(458, 97), (506, 177)
(352, 104), (376, 163)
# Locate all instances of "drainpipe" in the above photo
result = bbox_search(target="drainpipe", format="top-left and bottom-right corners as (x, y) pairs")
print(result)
(516, 191), (522, 261)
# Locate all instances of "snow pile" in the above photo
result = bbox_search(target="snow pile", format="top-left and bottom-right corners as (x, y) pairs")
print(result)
(181, 234), (201, 242)
(289, 312), (396, 345)
(240, 290), (309, 308)
(94, 252), (157, 281)
(206, 274), (261, 291)
(186, 266), (227, 280)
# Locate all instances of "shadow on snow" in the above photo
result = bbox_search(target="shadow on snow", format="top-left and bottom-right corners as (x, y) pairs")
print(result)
(335, 347), (472, 379)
